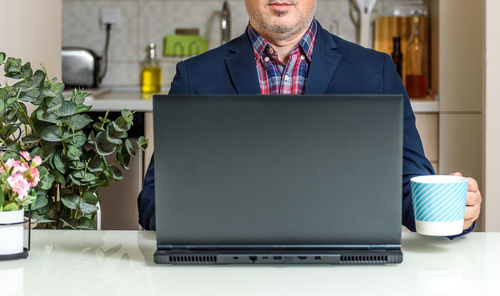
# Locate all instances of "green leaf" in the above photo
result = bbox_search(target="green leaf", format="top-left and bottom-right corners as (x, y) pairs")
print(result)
(77, 105), (92, 113)
(72, 90), (90, 105)
(31, 70), (46, 88)
(21, 62), (33, 78)
(42, 88), (57, 98)
(53, 82), (65, 93)
(117, 146), (130, 169)
(92, 122), (105, 132)
(64, 131), (86, 148)
(22, 135), (41, 145)
(0, 88), (8, 100)
(0, 187), (4, 207)
(53, 152), (67, 174)
(109, 121), (128, 139)
(76, 217), (96, 230)
(36, 108), (62, 124)
(66, 145), (82, 160)
(40, 125), (63, 142)
(69, 160), (85, 170)
(50, 169), (66, 184)
(137, 136), (149, 151)
(61, 194), (79, 210)
(38, 174), (55, 190)
(69, 174), (82, 186)
(114, 116), (132, 132)
(98, 115), (111, 124)
(58, 218), (77, 230)
(80, 201), (99, 215)
(106, 125), (123, 145)
(95, 131), (117, 156)
(46, 101), (62, 113)
(70, 114), (92, 130)
(88, 156), (104, 173)
(124, 139), (136, 156)
(32, 191), (49, 210)
(30, 147), (43, 159)
(82, 173), (98, 183)
(121, 109), (133, 123)
(3, 203), (19, 211)
(83, 191), (99, 205)
(0, 52), (5, 64)
(109, 166), (123, 181)
(58, 101), (78, 117)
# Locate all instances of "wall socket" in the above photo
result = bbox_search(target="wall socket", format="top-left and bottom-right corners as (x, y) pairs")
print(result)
(100, 8), (120, 28)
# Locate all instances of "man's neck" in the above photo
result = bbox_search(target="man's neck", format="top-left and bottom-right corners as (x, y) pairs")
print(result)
(255, 23), (312, 64)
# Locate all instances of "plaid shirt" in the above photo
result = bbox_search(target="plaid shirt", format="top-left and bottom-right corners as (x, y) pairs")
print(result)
(247, 20), (318, 95)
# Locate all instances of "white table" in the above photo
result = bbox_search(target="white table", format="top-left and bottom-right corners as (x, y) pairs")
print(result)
(0, 231), (497, 296)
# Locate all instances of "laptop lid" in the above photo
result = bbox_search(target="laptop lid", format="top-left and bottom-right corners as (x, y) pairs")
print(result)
(153, 95), (403, 249)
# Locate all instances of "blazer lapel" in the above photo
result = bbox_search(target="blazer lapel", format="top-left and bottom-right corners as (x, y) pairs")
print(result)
(224, 34), (261, 94)
(305, 24), (342, 94)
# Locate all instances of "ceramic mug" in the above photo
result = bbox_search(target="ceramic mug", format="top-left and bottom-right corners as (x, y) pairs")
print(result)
(410, 175), (468, 236)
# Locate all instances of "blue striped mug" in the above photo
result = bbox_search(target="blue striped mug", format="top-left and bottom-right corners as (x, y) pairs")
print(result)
(410, 175), (468, 236)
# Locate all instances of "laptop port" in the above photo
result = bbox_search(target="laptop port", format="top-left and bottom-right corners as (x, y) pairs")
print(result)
(314, 256), (322, 260)
(273, 256), (282, 260)
(262, 256), (268, 259)
(233, 256), (239, 260)
(249, 256), (257, 262)
(298, 256), (307, 260)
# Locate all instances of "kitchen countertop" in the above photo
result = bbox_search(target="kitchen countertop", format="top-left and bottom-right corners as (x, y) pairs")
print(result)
(0, 231), (497, 296)
(84, 91), (440, 113)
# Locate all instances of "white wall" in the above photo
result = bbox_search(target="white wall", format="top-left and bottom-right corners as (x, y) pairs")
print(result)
(0, 0), (62, 80)
(484, 0), (500, 231)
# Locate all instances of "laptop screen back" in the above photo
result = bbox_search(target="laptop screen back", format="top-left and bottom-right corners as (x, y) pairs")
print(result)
(153, 95), (403, 247)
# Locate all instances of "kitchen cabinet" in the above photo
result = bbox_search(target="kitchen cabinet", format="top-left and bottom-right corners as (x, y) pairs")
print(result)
(414, 114), (439, 173)
(435, 0), (483, 224)
(484, 0), (500, 231)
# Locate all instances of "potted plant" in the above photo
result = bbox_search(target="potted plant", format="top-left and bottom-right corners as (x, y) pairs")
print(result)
(0, 52), (148, 230)
(0, 151), (41, 256)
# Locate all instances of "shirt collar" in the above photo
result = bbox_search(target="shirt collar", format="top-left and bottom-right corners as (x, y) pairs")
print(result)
(247, 19), (318, 61)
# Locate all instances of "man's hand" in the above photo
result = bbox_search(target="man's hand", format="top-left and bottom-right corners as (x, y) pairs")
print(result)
(450, 172), (482, 230)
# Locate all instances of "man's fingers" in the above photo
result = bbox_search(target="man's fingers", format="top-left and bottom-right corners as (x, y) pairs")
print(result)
(467, 177), (479, 193)
(464, 204), (481, 221)
(450, 172), (463, 177)
(466, 191), (481, 206)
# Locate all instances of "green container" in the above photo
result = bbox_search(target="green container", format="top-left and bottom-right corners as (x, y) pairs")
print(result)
(163, 34), (208, 57)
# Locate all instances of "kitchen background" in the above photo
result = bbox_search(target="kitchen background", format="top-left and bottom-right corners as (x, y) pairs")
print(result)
(62, 0), (419, 91)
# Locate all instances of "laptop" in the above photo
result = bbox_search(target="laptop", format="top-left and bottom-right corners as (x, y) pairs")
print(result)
(152, 94), (403, 265)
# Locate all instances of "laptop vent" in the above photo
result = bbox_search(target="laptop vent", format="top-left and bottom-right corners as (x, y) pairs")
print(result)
(340, 255), (388, 264)
(168, 255), (217, 264)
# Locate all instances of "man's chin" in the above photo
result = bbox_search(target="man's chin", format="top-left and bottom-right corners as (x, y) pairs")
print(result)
(264, 21), (297, 34)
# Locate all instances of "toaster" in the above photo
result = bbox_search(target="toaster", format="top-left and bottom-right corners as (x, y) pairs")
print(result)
(62, 47), (100, 88)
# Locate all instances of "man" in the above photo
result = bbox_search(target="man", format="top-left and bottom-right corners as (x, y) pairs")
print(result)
(138, 0), (482, 234)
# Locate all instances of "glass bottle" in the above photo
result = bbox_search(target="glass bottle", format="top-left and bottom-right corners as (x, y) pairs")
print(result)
(391, 37), (403, 79)
(141, 43), (162, 98)
(405, 15), (428, 98)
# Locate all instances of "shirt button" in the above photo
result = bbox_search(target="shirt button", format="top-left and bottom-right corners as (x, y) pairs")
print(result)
(264, 57), (270, 62)
(268, 48), (274, 54)
(301, 55), (306, 60)
(284, 75), (290, 81)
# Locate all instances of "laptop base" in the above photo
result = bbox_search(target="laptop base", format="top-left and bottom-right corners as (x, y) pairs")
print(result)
(154, 249), (403, 265)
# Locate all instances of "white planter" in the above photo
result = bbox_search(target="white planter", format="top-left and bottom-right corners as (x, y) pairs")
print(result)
(0, 209), (24, 255)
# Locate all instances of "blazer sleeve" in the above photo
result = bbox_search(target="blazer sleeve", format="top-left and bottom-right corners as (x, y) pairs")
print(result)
(382, 54), (476, 237)
(381, 54), (436, 231)
(137, 61), (191, 230)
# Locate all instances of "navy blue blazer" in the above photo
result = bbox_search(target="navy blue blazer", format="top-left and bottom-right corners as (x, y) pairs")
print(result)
(138, 23), (437, 231)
